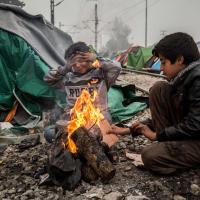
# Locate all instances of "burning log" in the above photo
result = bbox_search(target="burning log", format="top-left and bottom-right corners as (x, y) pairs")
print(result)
(72, 127), (116, 182)
(81, 163), (99, 182)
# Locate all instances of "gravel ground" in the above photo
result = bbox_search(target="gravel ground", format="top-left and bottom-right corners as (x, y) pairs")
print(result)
(0, 73), (200, 200)
(1, 118), (200, 200)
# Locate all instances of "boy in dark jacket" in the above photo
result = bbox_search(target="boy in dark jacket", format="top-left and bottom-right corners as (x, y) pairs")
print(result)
(109, 32), (200, 174)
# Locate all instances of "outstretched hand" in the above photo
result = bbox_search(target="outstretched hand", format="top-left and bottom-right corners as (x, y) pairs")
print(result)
(107, 124), (131, 135)
(131, 122), (156, 141)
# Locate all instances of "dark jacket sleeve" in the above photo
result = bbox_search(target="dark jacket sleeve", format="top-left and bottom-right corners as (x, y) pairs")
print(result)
(157, 78), (200, 141)
(99, 58), (121, 88)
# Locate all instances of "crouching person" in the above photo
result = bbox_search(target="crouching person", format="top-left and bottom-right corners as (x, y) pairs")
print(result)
(109, 32), (200, 174)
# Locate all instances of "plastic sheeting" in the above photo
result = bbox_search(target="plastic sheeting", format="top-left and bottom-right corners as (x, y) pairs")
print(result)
(0, 29), (56, 123)
(108, 85), (147, 124)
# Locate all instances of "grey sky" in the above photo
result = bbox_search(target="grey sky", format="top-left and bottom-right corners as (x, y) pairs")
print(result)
(24, 0), (200, 50)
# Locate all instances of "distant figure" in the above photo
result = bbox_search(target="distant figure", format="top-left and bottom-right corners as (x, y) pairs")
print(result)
(109, 32), (200, 174)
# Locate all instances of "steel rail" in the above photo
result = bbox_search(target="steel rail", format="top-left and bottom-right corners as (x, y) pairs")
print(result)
(122, 67), (166, 78)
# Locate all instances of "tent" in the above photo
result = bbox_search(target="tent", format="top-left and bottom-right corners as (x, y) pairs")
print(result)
(114, 46), (141, 67)
(127, 47), (153, 70)
(113, 46), (153, 71)
(143, 55), (161, 73)
(108, 85), (147, 124)
(0, 4), (73, 127)
(113, 45), (162, 73)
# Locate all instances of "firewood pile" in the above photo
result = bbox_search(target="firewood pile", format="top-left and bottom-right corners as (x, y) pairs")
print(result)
(47, 127), (116, 190)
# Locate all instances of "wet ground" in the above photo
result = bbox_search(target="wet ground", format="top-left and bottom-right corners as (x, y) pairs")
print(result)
(1, 110), (200, 200)
(1, 73), (200, 200)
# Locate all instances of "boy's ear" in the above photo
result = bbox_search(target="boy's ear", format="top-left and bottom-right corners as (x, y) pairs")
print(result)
(176, 56), (184, 65)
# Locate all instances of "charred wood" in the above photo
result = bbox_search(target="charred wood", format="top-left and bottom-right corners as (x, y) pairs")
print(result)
(48, 131), (82, 190)
(72, 127), (116, 182)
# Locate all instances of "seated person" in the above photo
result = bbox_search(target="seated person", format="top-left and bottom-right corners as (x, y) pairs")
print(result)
(44, 42), (121, 143)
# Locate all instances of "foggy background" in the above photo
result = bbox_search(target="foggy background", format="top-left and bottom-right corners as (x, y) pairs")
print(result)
(23, 0), (200, 53)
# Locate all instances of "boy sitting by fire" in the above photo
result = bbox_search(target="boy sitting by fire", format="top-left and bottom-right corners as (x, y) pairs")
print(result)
(43, 42), (121, 186)
(44, 42), (121, 146)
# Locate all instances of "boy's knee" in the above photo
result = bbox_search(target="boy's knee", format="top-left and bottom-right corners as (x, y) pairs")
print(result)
(141, 145), (159, 170)
(149, 81), (169, 96)
(149, 81), (172, 106)
(141, 144), (177, 174)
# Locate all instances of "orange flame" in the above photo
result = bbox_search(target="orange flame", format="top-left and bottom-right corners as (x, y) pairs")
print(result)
(66, 89), (104, 153)
(92, 59), (100, 68)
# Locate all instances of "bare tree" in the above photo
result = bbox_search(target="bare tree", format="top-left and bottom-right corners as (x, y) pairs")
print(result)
(0, 0), (25, 7)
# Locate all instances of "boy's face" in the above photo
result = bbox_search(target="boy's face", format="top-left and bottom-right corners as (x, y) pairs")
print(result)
(68, 52), (92, 74)
(159, 55), (186, 80)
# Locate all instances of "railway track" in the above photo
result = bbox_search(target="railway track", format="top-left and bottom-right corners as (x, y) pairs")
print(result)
(122, 67), (165, 78)
(116, 78), (150, 95)
(117, 67), (165, 94)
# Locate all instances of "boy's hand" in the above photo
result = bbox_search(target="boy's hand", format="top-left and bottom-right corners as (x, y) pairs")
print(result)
(68, 52), (98, 73)
(131, 122), (156, 141)
(107, 124), (130, 135)
(76, 52), (97, 62)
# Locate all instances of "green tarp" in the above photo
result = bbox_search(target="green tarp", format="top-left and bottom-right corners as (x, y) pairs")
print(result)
(127, 47), (153, 70)
(0, 29), (56, 121)
(108, 86), (147, 124)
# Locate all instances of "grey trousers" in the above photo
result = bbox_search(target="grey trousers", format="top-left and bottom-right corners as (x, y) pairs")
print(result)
(141, 81), (200, 174)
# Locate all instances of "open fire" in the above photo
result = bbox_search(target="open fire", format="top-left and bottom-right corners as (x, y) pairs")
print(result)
(47, 87), (116, 190)
(66, 88), (104, 153)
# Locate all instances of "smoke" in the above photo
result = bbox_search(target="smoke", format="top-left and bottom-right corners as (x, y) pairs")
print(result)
(99, 17), (132, 57)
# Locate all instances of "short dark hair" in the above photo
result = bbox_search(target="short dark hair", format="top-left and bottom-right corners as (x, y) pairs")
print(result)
(153, 32), (200, 65)
(64, 42), (90, 59)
